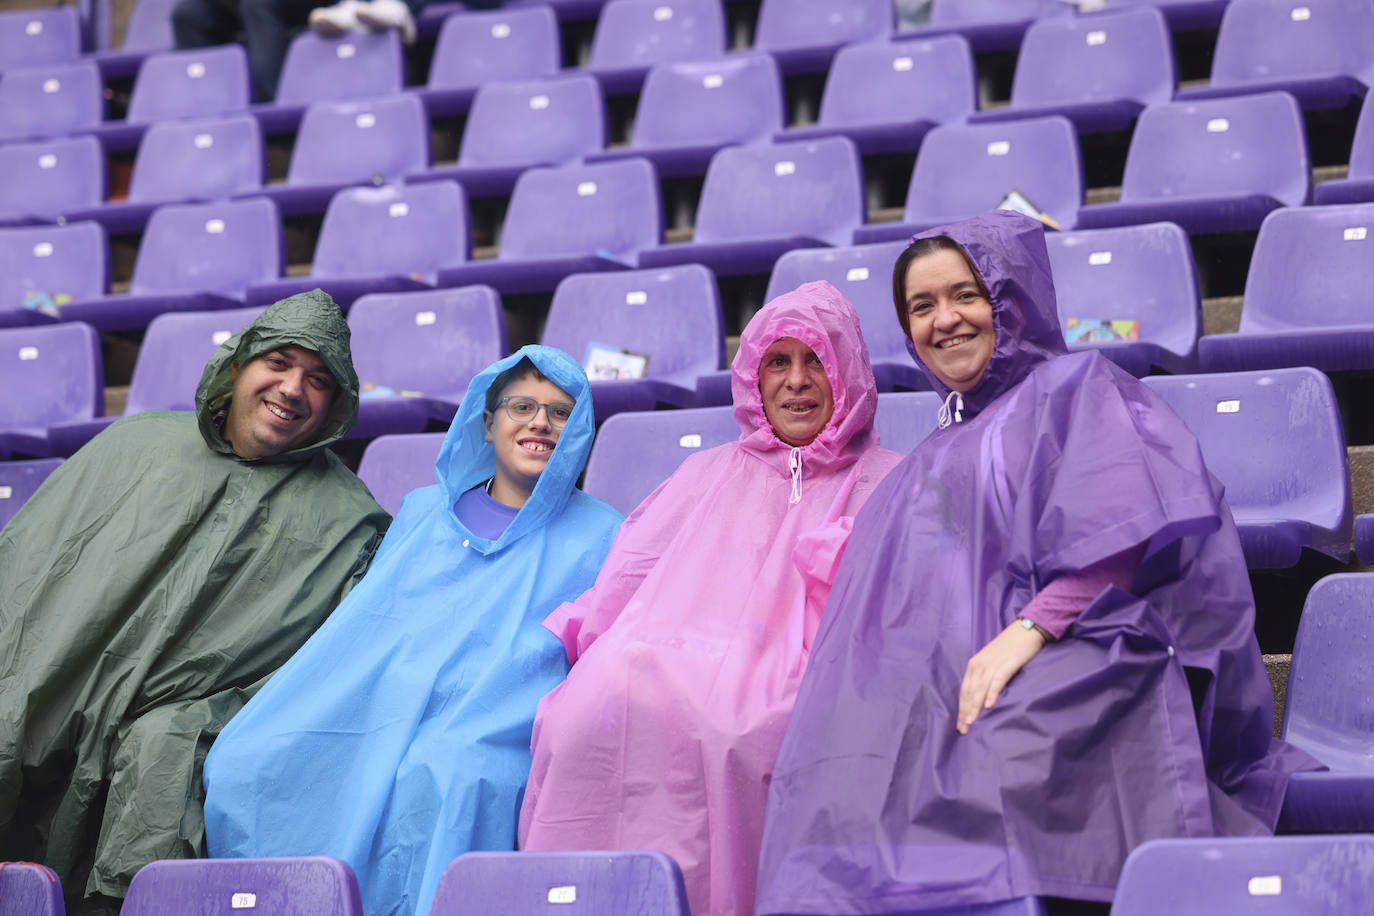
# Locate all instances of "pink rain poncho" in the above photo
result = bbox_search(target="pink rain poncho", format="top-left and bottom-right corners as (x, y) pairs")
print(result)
(518, 281), (903, 916)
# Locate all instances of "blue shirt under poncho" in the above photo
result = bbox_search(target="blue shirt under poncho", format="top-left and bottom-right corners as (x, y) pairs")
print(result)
(202, 345), (624, 916)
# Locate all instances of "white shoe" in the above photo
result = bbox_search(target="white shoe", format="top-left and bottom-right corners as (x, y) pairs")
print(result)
(308, 0), (362, 37)
(355, 0), (417, 44)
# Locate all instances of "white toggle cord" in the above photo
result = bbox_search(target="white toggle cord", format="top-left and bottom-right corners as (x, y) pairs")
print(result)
(937, 390), (964, 429)
(788, 447), (803, 504)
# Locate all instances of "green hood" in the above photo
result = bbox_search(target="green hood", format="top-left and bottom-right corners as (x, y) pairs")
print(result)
(196, 289), (360, 462)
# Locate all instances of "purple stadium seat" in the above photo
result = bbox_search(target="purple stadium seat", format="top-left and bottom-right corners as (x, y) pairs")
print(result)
(0, 860), (64, 915)
(0, 7), (80, 71)
(1046, 222), (1201, 375)
(1199, 203), (1374, 373)
(1141, 368), (1351, 569)
(357, 432), (446, 515)
(853, 115), (1082, 244)
(253, 30), (405, 135)
(418, 5), (560, 117)
(905, 0), (1071, 53)
(638, 136), (864, 276)
(1177, 0), (1374, 111)
(1357, 515), (1374, 565)
(779, 35), (976, 156)
(438, 157), (661, 295)
(971, 6), (1175, 134)
(69, 113), (264, 236)
(0, 135), (104, 226)
(754, 0), (893, 76)
(47, 305), (263, 456)
(414, 73), (605, 198)
(1111, 0), (1230, 32)
(584, 0), (727, 96)
(541, 264), (724, 420)
(1111, 835), (1374, 915)
(1313, 92), (1374, 205)
(0, 221), (107, 329)
(122, 857), (363, 916)
(873, 390), (942, 454)
(589, 53), (783, 178)
(583, 406), (739, 514)
(1077, 92), (1310, 235)
(59, 197), (282, 331)
(256, 94), (430, 218)
(0, 321), (102, 460)
(89, 0), (178, 80)
(93, 44), (251, 153)
(247, 181), (468, 311)
(1277, 573), (1374, 833)
(506, 0), (608, 23)
(0, 59), (102, 143)
(347, 285), (507, 438)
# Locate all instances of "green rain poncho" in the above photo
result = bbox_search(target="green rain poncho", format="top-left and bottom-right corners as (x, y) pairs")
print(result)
(0, 290), (390, 913)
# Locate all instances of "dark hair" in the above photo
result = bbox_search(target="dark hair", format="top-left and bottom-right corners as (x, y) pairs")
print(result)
(891, 235), (989, 339)
(484, 357), (551, 413)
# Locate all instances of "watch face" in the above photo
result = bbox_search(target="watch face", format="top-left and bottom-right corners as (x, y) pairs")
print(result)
(1019, 618), (1034, 629)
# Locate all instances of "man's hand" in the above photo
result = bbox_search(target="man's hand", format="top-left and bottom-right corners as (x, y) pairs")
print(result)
(956, 621), (1047, 735)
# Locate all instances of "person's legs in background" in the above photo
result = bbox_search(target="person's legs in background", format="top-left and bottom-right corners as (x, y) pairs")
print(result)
(171, 0), (241, 51)
(240, 0), (323, 102)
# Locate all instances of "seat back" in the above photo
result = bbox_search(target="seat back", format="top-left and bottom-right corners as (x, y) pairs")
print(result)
(1120, 92), (1310, 207)
(755, 0), (891, 53)
(311, 181), (469, 284)
(287, 94), (429, 187)
(589, 0), (726, 73)
(928, 0), (1067, 29)
(0, 221), (108, 315)
(0, 321), (102, 431)
(695, 136), (864, 246)
(500, 157), (661, 263)
(1010, 6), (1174, 109)
(0, 59), (102, 142)
(458, 73), (605, 169)
(121, 0), (177, 53)
(357, 432), (446, 515)
(127, 44), (250, 125)
(0, 860), (64, 915)
(428, 5), (560, 90)
(543, 264), (724, 390)
(816, 35), (975, 131)
(0, 7), (80, 70)
(903, 116), (1082, 229)
(584, 407), (739, 514)
(1348, 91), (1374, 180)
(274, 30), (403, 105)
(128, 197), (282, 297)
(0, 135), (105, 222)
(1141, 368), (1350, 534)
(1208, 0), (1374, 91)
(873, 390), (942, 454)
(349, 286), (505, 405)
(122, 857), (363, 916)
(1046, 221), (1200, 364)
(128, 113), (264, 205)
(127, 306), (263, 414)
(766, 241), (911, 367)
(632, 53), (782, 150)
(1238, 202), (1374, 334)
(1111, 835), (1374, 915)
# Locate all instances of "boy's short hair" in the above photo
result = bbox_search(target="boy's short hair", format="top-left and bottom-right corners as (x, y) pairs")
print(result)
(484, 357), (551, 413)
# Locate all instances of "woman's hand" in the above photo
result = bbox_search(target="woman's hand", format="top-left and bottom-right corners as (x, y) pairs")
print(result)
(956, 621), (1047, 735)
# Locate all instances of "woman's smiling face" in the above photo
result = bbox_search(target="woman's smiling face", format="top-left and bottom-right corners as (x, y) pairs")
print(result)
(903, 247), (995, 394)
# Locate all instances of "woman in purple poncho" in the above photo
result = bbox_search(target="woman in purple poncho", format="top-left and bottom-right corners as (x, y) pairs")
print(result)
(755, 211), (1320, 913)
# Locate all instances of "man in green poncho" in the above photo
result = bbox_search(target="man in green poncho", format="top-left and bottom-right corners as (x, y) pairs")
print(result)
(0, 289), (390, 914)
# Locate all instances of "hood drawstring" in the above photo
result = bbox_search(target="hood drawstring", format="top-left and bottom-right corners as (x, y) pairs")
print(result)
(788, 447), (803, 504)
(937, 390), (964, 430)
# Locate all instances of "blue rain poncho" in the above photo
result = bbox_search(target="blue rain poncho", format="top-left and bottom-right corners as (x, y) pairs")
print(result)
(202, 345), (624, 916)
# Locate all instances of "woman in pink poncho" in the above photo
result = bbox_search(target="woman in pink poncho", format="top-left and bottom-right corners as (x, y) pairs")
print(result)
(518, 280), (903, 916)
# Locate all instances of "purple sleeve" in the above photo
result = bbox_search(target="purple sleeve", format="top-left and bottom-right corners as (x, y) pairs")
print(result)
(1019, 544), (1143, 640)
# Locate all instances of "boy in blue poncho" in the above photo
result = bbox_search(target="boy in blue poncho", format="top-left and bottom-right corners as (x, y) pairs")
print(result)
(202, 345), (624, 916)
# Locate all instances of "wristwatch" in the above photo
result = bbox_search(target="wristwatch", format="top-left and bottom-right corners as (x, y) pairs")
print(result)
(1016, 617), (1051, 643)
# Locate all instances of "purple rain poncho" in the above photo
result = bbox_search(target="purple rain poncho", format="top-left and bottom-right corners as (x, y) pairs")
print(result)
(518, 282), (903, 916)
(755, 211), (1321, 913)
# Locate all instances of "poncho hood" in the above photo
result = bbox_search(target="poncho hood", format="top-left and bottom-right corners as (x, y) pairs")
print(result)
(732, 280), (879, 475)
(435, 344), (596, 553)
(906, 210), (1068, 416)
(196, 288), (361, 462)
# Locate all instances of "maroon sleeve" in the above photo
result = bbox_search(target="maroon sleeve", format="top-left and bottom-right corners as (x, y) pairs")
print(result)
(1019, 544), (1143, 640)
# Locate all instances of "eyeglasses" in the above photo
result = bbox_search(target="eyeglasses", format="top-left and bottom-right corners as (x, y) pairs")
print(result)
(496, 395), (575, 429)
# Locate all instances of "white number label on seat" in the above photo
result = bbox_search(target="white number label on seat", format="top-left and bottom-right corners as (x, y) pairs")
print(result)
(626, 291), (648, 305)
(19, 347), (39, 361)
(987, 141), (1010, 156)
(1344, 227), (1367, 241)
(1088, 251), (1112, 266)
(1216, 399), (1240, 414)
(33, 242), (53, 258)
(680, 434), (703, 448)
